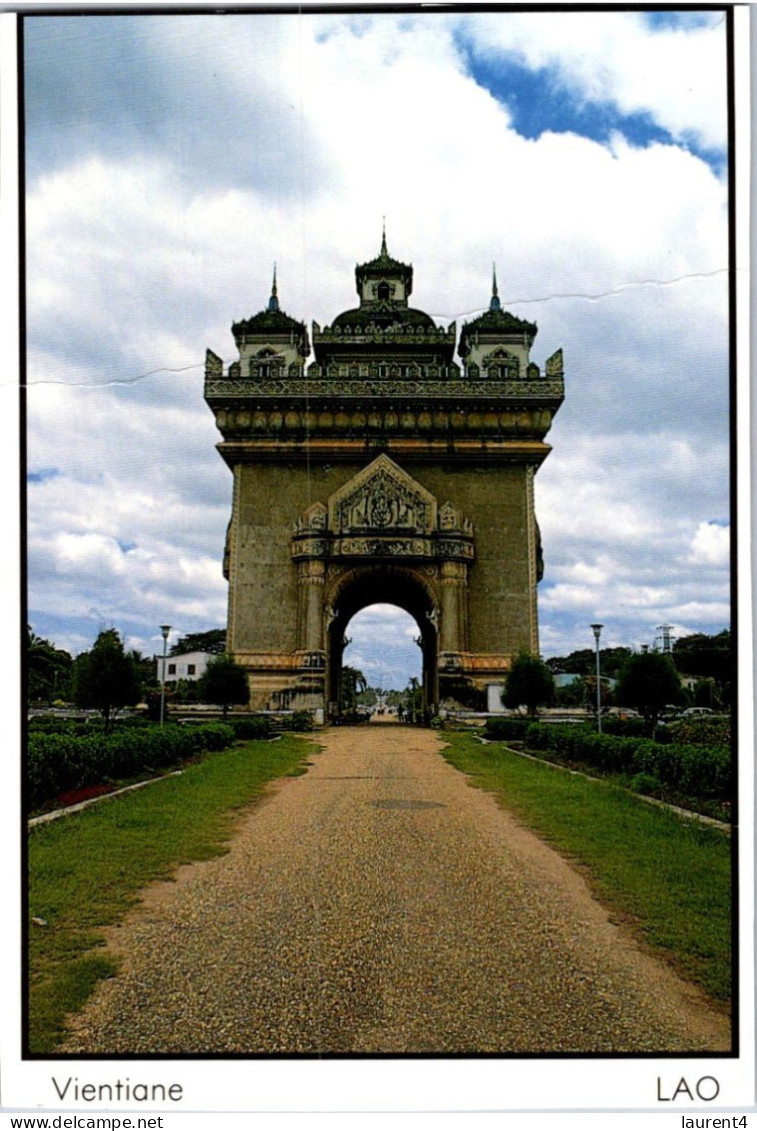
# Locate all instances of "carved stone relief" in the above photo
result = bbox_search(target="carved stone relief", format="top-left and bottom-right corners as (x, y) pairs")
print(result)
(328, 453), (437, 535)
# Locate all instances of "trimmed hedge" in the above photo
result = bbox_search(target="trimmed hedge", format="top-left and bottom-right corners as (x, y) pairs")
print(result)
(600, 715), (650, 739)
(228, 716), (273, 740)
(667, 716), (732, 748)
(523, 723), (732, 802)
(483, 717), (533, 742)
(27, 723), (235, 809)
(28, 716), (152, 736)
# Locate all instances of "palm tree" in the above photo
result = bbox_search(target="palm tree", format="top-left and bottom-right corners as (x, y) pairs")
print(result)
(340, 666), (367, 711)
(27, 626), (73, 703)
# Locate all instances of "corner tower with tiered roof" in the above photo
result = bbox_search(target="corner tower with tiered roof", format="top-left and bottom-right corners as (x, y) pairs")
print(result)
(205, 237), (564, 718)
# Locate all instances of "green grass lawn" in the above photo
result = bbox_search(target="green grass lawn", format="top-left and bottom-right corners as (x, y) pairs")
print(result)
(27, 733), (315, 1054)
(441, 732), (732, 1004)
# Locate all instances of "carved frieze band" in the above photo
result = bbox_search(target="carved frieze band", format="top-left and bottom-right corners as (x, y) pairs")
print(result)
(292, 535), (474, 560)
(205, 378), (564, 399)
(333, 537), (431, 557)
(292, 538), (330, 558)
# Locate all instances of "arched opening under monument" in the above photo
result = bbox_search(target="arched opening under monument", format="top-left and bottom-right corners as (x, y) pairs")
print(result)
(326, 567), (438, 722)
(341, 604), (421, 717)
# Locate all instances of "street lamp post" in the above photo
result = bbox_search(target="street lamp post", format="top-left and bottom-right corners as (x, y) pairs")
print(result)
(590, 623), (603, 734)
(159, 624), (171, 727)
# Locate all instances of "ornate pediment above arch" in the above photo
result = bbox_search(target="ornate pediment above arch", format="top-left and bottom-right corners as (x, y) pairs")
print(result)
(328, 454), (437, 535)
(292, 456), (474, 562)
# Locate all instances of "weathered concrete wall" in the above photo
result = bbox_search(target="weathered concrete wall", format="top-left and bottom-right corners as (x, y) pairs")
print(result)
(229, 457), (537, 664)
(410, 463), (536, 657)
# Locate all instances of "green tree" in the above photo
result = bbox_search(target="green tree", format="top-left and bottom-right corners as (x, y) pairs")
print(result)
(170, 677), (200, 704)
(693, 679), (718, 709)
(616, 651), (684, 729)
(27, 626), (73, 703)
(339, 665), (367, 711)
(547, 646), (632, 679)
(673, 630), (731, 702)
(170, 628), (227, 656)
(197, 653), (250, 718)
(128, 649), (158, 698)
(503, 652), (555, 717)
(404, 675), (423, 721)
(356, 685), (378, 708)
(73, 629), (141, 731)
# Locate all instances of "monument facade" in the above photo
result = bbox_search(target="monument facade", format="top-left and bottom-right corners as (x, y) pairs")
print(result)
(204, 236), (564, 717)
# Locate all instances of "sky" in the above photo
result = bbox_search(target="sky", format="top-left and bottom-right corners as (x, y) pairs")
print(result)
(22, 8), (732, 691)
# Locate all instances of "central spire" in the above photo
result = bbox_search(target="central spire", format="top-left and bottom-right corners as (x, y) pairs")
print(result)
(354, 227), (413, 301)
(267, 263), (279, 312)
(490, 263), (501, 312)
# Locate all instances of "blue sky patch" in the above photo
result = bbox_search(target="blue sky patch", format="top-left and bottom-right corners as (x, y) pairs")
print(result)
(27, 468), (60, 483)
(460, 46), (671, 144)
(457, 41), (724, 175)
(642, 10), (725, 32)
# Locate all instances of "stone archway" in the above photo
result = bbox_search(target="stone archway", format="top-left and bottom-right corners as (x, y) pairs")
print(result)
(288, 454), (476, 719)
(324, 565), (439, 720)
(205, 238), (564, 719)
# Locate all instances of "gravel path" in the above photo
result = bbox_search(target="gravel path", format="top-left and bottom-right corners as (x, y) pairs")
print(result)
(61, 725), (730, 1054)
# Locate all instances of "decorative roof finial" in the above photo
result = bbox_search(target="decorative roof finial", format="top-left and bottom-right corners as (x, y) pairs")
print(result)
(267, 263), (279, 312)
(490, 262), (502, 312)
(381, 217), (388, 258)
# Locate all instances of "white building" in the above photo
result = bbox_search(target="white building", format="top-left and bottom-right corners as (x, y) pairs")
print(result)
(156, 651), (213, 684)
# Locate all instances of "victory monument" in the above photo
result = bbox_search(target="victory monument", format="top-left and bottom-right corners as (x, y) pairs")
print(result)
(204, 234), (564, 719)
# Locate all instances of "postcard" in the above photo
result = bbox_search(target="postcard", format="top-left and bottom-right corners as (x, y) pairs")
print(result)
(3, 4), (753, 1122)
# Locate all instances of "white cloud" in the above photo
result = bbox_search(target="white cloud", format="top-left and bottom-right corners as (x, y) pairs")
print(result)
(689, 521), (730, 566)
(343, 605), (422, 688)
(22, 12), (733, 679)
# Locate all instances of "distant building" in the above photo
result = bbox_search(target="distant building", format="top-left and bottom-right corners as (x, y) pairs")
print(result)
(156, 651), (212, 684)
(553, 672), (617, 689)
(553, 673), (583, 689)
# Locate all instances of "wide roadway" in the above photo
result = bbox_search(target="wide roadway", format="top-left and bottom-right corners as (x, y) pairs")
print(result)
(62, 725), (730, 1054)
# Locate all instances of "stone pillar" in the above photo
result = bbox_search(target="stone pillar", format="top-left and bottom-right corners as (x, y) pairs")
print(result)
(298, 559), (326, 654)
(526, 464), (539, 656)
(440, 560), (467, 653)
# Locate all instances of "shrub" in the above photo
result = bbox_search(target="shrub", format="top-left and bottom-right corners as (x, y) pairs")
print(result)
(229, 716), (273, 740)
(484, 717), (533, 742)
(668, 716), (731, 748)
(629, 772), (662, 796)
(286, 710), (314, 732)
(26, 722), (236, 809)
(524, 723), (731, 803)
(602, 715), (649, 739)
